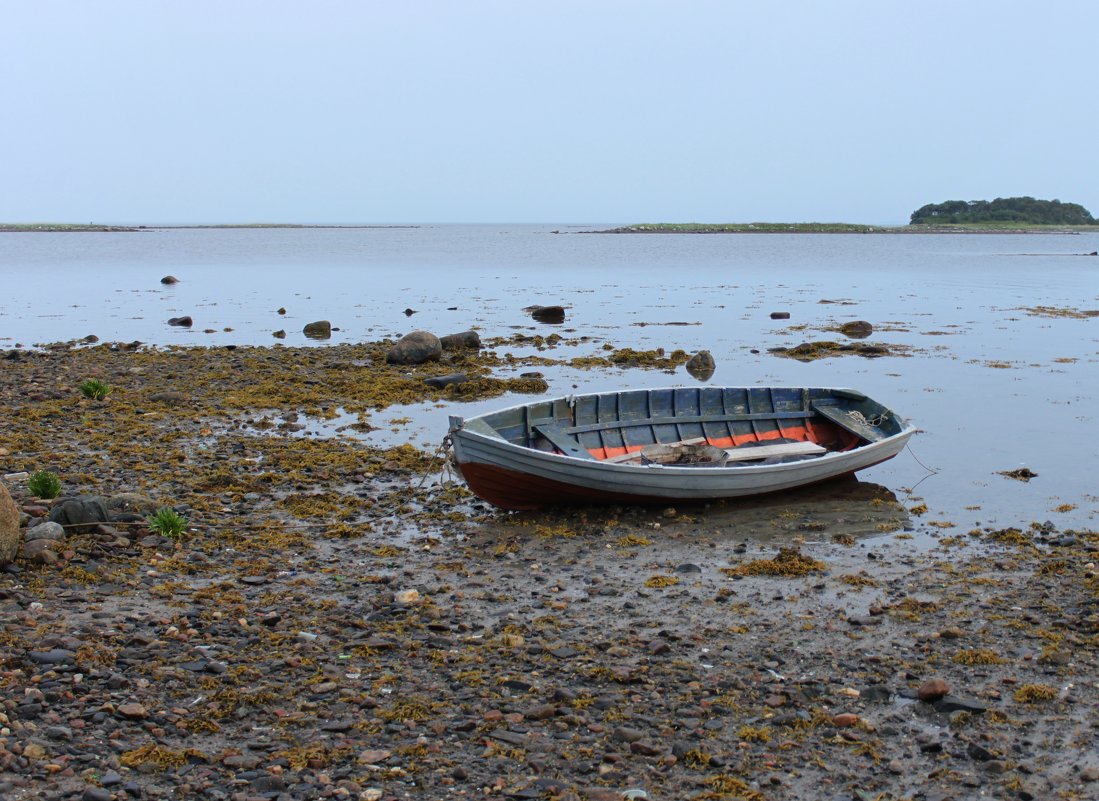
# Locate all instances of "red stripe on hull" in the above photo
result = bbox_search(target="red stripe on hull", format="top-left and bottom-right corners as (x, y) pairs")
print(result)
(455, 458), (893, 511)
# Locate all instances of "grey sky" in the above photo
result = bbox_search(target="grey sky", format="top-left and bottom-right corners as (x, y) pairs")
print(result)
(2, 0), (1096, 224)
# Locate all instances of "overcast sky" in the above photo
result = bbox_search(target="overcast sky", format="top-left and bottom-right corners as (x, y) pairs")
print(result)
(2, 0), (1096, 224)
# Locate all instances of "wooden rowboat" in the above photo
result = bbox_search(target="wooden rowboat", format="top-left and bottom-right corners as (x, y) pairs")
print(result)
(447, 386), (915, 510)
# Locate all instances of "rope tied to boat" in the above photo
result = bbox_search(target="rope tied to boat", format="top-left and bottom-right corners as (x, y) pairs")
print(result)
(848, 410), (888, 427)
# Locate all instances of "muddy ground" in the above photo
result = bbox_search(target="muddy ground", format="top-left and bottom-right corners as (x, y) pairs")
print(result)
(1, 342), (1097, 801)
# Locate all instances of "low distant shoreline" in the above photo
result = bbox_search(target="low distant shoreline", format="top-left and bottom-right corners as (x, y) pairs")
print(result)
(0, 223), (420, 233)
(591, 222), (1099, 235)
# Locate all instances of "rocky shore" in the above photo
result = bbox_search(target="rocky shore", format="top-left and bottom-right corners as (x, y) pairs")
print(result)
(1, 341), (1097, 801)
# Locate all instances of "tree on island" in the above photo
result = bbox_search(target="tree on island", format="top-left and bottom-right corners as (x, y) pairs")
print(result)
(909, 196), (1096, 226)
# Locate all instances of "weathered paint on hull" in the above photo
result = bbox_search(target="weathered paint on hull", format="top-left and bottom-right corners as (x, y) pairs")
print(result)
(455, 459), (892, 511)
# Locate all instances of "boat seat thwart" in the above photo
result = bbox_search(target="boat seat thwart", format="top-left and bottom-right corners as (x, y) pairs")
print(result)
(810, 402), (887, 442)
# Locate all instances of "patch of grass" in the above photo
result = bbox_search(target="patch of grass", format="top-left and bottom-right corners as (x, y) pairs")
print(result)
(78, 378), (112, 399)
(147, 507), (188, 540)
(27, 470), (61, 499)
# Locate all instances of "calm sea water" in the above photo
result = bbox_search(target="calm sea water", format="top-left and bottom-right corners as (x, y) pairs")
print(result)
(3, 224), (1098, 530)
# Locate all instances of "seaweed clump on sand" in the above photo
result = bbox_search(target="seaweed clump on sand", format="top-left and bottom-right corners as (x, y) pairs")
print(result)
(720, 547), (828, 577)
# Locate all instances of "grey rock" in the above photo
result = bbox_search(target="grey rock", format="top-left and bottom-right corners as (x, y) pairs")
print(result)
(770, 311), (791, 320)
(106, 493), (159, 516)
(167, 315), (193, 327)
(933, 695), (988, 714)
(838, 320), (873, 338)
(48, 497), (110, 533)
(387, 330), (442, 365)
(439, 330), (481, 350)
(24, 521), (65, 542)
(424, 373), (468, 388)
(28, 649), (77, 665)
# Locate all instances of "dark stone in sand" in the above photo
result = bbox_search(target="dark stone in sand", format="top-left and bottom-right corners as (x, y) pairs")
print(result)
(303, 320), (332, 340)
(28, 649), (77, 665)
(387, 331), (442, 364)
(967, 742), (997, 761)
(440, 330), (481, 350)
(933, 695), (987, 714)
(167, 316), (193, 327)
(48, 497), (110, 533)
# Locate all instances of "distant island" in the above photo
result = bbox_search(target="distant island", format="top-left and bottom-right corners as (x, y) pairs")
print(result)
(595, 197), (1098, 234)
(909, 196), (1096, 226)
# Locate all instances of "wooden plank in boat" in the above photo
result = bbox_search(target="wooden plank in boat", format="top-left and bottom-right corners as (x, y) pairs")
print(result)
(724, 441), (827, 461)
(603, 437), (707, 464)
(559, 410), (814, 435)
(811, 402), (885, 442)
(532, 423), (598, 460)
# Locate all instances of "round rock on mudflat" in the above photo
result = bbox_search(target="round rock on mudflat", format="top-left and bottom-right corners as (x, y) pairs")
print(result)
(0, 481), (21, 566)
(386, 331), (442, 365)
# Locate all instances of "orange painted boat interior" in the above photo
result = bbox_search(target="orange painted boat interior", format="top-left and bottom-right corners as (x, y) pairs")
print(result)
(583, 419), (858, 461)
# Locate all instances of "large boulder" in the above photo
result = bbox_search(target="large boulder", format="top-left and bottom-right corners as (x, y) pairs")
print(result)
(0, 482), (20, 566)
(387, 331), (442, 365)
(303, 320), (332, 340)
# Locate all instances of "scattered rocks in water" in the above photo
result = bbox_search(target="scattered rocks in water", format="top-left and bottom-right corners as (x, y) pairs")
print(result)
(167, 315), (193, 327)
(386, 330), (442, 364)
(440, 329), (481, 350)
(770, 311), (791, 319)
(302, 320), (332, 339)
(272, 329), (287, 339)
(160, 275), (179, 285)
(527, 304), (566, 323)
(684, 350), (716, 381)
(837, 320), (874, 338)
(277, 306), (287, 314)
(999, 467), (1038, 481)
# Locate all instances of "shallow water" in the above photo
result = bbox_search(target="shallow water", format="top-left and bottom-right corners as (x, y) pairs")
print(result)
(3, 225), (1098, 530)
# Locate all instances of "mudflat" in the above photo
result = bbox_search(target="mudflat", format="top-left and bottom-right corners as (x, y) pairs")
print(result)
(1, 342), (1097, 801)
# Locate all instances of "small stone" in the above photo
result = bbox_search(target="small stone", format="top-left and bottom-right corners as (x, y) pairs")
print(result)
(770, 311), (791, 319)
(832, 713), (859, 727)
(917, 679), (950, 702)
(83, 788), (113, 801)
(116, 702), (148, 720)
(611, 726), (645, 743)
(160, 275), (179, 285)
(395, 589), (420, 605)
